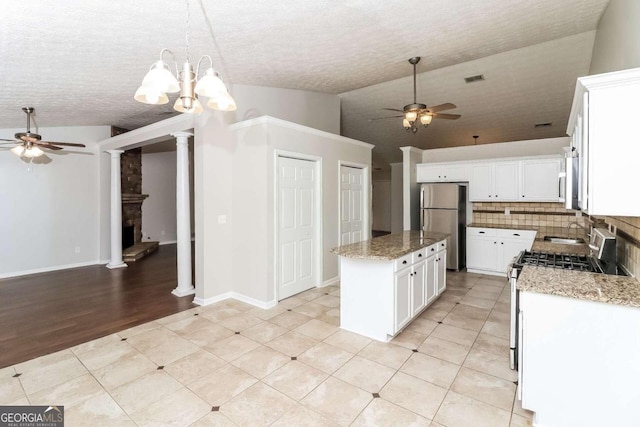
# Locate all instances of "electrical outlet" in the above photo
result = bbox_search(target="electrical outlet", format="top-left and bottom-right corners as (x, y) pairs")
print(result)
(505, 208), (510, 216)
(575, 211), (582, 218)
(161, 230), (166, 236)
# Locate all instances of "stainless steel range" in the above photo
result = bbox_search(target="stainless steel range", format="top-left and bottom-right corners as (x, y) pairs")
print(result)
(513, 251), (600, 272)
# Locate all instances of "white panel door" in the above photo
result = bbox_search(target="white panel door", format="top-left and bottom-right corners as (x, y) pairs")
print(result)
(340, 166), (365, 245)
(278, 156), (317, 300)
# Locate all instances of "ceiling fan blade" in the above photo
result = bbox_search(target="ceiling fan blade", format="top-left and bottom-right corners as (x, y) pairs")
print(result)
(430, 112), (461, 120)
(34, 141), (64, 150)
(37, 141), (86, 148)
(383, 108), (403, 112)
(0, 138), (18, 142)
(426, 103), (457, 113)
(369, 116), (403, 122)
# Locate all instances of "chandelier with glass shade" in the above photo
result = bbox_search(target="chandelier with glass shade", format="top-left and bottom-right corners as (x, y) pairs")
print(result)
(134, 0), (236, 114)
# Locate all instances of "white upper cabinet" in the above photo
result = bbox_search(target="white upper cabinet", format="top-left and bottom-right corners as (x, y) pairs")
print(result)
(567, 68), (640, 216)
(469, 162), (518, 201)
(520, 158), (562, 202)
(416, 163), (469, 182)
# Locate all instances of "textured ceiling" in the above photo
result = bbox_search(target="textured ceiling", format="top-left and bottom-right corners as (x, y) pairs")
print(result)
(0, 0), (609, 164)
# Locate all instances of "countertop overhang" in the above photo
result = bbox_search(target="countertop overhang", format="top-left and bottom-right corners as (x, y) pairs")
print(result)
(517, 265), (640, 308)
(331, 231), (450, 260)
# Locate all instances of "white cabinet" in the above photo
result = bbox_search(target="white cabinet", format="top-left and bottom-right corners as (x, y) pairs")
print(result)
(467, 227), (536, 275)
(338, 238), (448, 342)
(393, 267), (412, 332)
(416, 163), (469, 182)
(518, 291), (640, 426)
(567, 68), (640, 216)
(519, 158), (562, 201)
(469, 162), (519, 201)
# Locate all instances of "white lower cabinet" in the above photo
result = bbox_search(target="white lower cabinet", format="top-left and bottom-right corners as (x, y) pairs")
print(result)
(518, 291), (640, 427)
(467, 227), (536, 275)
(339, 239), (447, 342)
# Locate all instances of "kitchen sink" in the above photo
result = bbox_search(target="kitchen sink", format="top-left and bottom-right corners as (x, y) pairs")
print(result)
(543, 236), (585, 245)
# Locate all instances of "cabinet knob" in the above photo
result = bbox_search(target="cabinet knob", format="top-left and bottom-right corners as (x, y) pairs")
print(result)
(402, 260), (407, 264)
(522, 195), (525, 198)
(494, 242), (497, 244)
(501, 242), (504, 245)
(418, 254), (422, 257)
(441, 243), (445, 247)
(495, 195), (498, 197)
(489, 195), (492, 197)
(431, 248), (435, 252)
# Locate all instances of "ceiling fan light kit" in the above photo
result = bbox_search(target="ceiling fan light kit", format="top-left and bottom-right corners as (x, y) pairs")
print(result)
(1, 107), (86, 158)
(386, 56), (461, 133)
(134, 0), (237, 114)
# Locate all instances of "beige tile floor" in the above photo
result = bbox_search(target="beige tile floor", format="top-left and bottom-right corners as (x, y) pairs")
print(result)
(0, 271), (534, 426)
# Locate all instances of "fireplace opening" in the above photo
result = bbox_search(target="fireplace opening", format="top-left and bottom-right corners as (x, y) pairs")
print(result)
(122, 225), (135, 250)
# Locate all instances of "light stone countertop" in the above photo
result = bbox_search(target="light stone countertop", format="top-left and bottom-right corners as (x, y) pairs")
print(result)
(330, 231), (450, 260)
(517, 265), (640, 308)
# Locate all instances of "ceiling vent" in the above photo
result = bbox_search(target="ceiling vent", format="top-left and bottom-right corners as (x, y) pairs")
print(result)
(464, 74), (485, 83)
(534, 122), (553, 128)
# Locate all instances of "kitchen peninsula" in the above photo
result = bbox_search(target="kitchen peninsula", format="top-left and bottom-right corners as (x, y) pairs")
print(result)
(331, 231), (449, 342)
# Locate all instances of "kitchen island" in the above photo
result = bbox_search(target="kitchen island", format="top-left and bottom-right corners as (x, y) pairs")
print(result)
(331, 231), (449, 342)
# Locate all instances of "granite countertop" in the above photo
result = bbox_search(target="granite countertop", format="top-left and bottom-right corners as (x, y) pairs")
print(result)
(530, 240), (590, 256)
(331, 231), (450, 260)
(517, 265), (640, 308)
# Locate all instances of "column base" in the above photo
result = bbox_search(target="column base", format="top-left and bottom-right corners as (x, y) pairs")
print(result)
(172, 286), (196, 297)
(106, 262), (128, 269)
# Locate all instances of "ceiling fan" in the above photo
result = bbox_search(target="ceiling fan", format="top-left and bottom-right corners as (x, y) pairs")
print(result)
(372, 57), (461, 133)
(0, 107), (86, 158)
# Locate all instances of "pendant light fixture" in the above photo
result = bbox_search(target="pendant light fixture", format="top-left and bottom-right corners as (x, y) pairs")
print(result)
(134, 0), (236, 114)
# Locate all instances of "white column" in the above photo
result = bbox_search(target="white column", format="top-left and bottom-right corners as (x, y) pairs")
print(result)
(106, 149), (128, 269)
(172, 132), (195, 297)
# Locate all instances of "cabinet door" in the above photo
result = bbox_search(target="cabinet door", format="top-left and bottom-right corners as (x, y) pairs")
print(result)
(436, 250), (447, 294)
(440, 164), (469, 181)
(520, 159), (561, 201)
(394, 267), (413, 333)
(469, 164), (492, 201)
(466, 235), (498, 271)
(416, 164), (441, 182)
(494, 162), (519, 200)
(411, 261), (427, 316)
(426, 254), (438, 305)
(498, 238), (532, 274)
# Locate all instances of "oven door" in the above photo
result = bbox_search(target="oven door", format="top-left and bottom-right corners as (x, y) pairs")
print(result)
(509, 266), (519, 370)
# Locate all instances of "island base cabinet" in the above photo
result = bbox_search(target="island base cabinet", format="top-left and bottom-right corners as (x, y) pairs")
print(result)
(519, 292), (640, 427)
(338, 239), (447, 342)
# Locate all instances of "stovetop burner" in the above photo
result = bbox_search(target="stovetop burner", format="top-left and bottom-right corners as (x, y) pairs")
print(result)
(514, 251), (600, 272)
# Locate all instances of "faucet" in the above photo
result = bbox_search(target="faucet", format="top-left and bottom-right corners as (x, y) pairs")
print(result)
(567, 221), (589, 238)
(567, 222), (585, 231)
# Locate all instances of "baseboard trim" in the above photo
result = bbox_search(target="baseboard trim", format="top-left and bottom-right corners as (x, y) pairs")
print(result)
(320, 275), (340, 287)
(466, 268), (507, 278)
(193, 292), (277, 309)
(0, 260), (104, 279)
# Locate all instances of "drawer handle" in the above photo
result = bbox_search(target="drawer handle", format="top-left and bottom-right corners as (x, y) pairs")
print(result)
(402, 260), (407, 264)
(479, 231), (485, 234)
(431, 248), (435, 252)
(513, 233), (520, 236)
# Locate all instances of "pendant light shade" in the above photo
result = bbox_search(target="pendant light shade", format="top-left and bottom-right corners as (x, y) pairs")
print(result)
(11, 145), (25, 156)
(405, 111), (418, 123)
(173, 97), (203, 114)
(420, 115), (433, 126)
(134, 86), (170, 105)
(141, 61), (180, 93)
(206, 90), (237, 112)
(194, 68), (226, 97)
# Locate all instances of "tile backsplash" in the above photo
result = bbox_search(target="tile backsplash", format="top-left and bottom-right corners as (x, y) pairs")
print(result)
(472, 202), (588, 234)
(599, 216), (640, 277)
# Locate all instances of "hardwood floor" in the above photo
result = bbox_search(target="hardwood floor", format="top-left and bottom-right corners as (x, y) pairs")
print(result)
(0, 244), (196, 369)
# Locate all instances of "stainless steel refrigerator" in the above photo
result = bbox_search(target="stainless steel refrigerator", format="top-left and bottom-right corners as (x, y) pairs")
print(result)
(420, 183), (467, 271)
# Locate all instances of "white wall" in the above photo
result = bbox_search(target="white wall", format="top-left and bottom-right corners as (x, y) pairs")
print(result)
(0, 126), (111, 277)
(234, 117), (372, 304)
(141, 151), (177, 244)
(390, 162), (403, 234)
(421, 137), (569, 163)
(590, 0), (640, 75)
(231, 84), (341, 135)
(372, 180), (391, 232)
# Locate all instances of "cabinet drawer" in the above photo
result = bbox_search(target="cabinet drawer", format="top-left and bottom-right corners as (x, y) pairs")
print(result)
(412, 247), (427, 264)
(496, 229), (537, 240)
(467, 227), (497, 237)
(437, 240), (447, 251)
(426, 243), (438, 256)
(395, 253), (413, 271)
